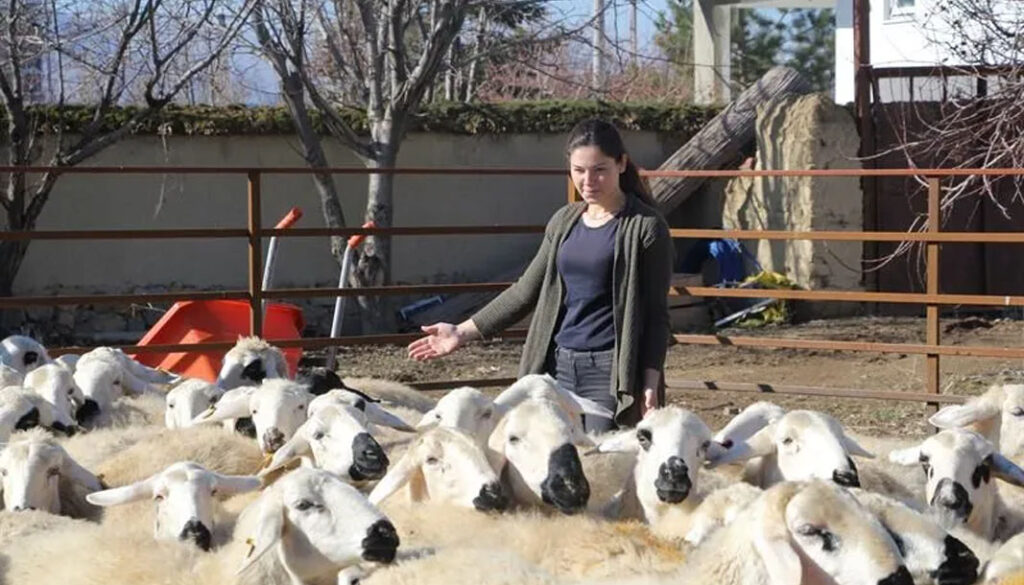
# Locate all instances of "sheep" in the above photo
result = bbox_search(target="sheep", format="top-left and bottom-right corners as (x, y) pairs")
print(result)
(889, 428), (1024, 542)
(588, 406), (738, 538)
(216, 335), (289, 390)
(369, 426), (508, 512)
(53, 353), (80, 372)
(0, 334), (51, 375)
(22, 362), (84, 435)
(983, 533), (1024, 584)
(73, 347), (174, 425)
(1, 466), (398, 585)
(416, 386), (499, 445)
(165, 378), (224, 429)
(930, 384), (1024, 461)
(309, 388), (417, 433)
(0, 428), (103, 517)
(0, 388), (49, 441)
(0, 362), (23, 388)
(85, 461), (262, 550)
(675, 480), (914, 585)
(259, 403), (390, 485)
(710, 405), (918, 502)
(486, 386), (594, 515)
(191, 378), (312, 454)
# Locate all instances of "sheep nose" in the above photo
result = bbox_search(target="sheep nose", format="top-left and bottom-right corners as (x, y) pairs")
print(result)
(878, 566), (913, 585)
(50, 421), (77, 437)
(262, 428), (286, 453)
(540, 443), (590, 515)
(76, 398), (100, 425)
(832, 468), (860, 487)
(361, 520), (399, 564)
(930, 535), (979, 585)
(234, 416), (257, 438)
(655, 456), (692, 503)
(349, 433), (389, 481)
(473, 482), (509, 512)
(179, 519), (212, 551)
(932, 479), (973, 520)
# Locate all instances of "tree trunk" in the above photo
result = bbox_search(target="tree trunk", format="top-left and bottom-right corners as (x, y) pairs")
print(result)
(648, 66), (813, 216)
(352, 136), (398, 333)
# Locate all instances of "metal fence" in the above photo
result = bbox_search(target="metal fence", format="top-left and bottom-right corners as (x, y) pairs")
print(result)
(4, 165), (1024, 403)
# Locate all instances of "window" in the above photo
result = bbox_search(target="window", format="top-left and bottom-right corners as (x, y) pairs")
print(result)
(885, 0), (915, 21)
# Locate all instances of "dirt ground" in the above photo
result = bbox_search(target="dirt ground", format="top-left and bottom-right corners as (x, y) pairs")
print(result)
(319, 315), (1024, 439)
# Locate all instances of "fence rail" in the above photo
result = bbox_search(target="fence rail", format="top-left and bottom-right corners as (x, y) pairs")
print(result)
(2, 165), (1021, 405)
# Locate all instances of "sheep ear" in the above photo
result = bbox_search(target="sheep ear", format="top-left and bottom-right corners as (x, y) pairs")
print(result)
(991, 453), (1024, 487)
(930, 401), (1001, 429)
(368, 449), (420, 505)
(364, 403), (416, 433)
(61, 451), (103, 492)
(753, 484), (803, 585)
(211, 473), (263, 496)
(841, 434), (875, 459)
(86, 477), (155, 506)
(259, 432), (311, 477)
(554, 387), (614, 420)
(193, 388), (253, 425)
(707, 424), (777, 468)
(238, 494), (284, 576)
(888, 446), (923, 466)
(590, 429), (639, 455)
(713, 402), (784, 446)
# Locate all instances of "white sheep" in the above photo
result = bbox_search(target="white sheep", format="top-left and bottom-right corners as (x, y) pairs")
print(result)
(0, 363), (23, 388)
(983, 532), (1024, 583)
(0, 428), (103, 517)
(216, 335), (289, 390)
(487, 386), (594, 515)
(309, 388), (417, 433)
(259, 403), (390, 484)
(165, 378), (224, 429)
(0, 335), (51, 375)
(369, 426), (507, 512)
(416, 386), (496, 445)
(192, 378), (312, 453)
(86, 461), (262, 550)
(889, 428), (1024, 542)
(930, 384), (1024, 461)
(673, 480), (914, 585)
(73, 347), (174, 425)
(0, 388), (50, 441)
(22, 362), (84, 435)
(710, 404), (918, 502)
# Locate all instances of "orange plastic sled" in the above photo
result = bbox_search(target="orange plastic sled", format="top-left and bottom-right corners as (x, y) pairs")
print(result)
(131, 299), (305, 383)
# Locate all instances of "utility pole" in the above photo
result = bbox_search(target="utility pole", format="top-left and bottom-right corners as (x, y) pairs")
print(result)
(630, 0), (637, 66)
(592, 0), (605, 90)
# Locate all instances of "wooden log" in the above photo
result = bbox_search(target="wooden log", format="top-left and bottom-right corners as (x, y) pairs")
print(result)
(649, 66), (814, 216)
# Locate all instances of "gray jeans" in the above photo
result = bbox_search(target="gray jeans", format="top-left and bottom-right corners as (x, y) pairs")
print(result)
(554, 346), (617, 433)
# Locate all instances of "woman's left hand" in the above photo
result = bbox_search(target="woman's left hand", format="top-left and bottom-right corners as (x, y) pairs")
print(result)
(642, 388), (657, 415)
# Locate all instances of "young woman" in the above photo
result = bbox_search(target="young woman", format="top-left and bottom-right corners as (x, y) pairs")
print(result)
(408, 119), (673, 431)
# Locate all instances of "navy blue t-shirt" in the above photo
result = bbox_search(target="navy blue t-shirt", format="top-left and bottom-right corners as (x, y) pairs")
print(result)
(554, 216), (618, 351)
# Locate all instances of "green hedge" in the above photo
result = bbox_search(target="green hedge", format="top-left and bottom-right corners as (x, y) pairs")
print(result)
(3, 101), (720, 137)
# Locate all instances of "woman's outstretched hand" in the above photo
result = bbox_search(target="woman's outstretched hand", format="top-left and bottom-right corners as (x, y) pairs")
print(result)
(408, 322), (468, 361)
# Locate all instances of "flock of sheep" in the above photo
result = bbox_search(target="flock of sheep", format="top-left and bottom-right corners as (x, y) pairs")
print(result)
(2, 334), (1024, 585)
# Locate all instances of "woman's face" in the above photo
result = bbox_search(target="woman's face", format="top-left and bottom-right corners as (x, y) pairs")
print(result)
(569, 145), (626, 205)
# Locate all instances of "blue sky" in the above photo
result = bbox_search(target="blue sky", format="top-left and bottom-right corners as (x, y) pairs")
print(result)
(565, 0), (672, 50)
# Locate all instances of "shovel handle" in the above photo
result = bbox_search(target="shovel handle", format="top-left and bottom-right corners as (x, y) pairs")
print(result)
(348, 221), (376, 249)
(274, 207), (303, 229)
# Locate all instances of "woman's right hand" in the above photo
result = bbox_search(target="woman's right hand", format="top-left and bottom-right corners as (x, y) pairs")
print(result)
(407, 322), (466, 361)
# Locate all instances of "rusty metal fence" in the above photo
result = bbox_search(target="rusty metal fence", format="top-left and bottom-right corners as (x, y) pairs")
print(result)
(3, 165), (1024, 402)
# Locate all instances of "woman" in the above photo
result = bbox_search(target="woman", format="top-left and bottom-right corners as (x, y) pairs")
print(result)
(408, 119), (673, 431)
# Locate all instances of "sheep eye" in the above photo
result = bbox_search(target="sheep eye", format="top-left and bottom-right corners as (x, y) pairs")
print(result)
(211, 488), (218, 496)
(0, 469), (5, 477)
(796, 525), (838, 552)
(168, 403), (175, 409)
(481, 410), (492, 420)
(637, 429), (652, 450)
(699, 440), (710, 455)
(434, 413), (442, 420)
(297, 404), (305, 411)
(154, 494), (164, 502)
(252, 408), (258, 415)
(1012, 407), (1024, 417)
(47, 467), (60, 478)
(312, 431), (325, 441)
(508, 435), (520, 445)
(426, 456), (439, 465)
(781, 437), (794, 445)
(66, 388), (74, 396)
(295, 499), (316, 511)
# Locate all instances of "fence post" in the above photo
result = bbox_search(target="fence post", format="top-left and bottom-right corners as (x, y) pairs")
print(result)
(926, 177), (941, 410)
(248, 171), (263, 337)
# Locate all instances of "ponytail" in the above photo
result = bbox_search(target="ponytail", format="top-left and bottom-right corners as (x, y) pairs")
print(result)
(620, 159), (657, 208)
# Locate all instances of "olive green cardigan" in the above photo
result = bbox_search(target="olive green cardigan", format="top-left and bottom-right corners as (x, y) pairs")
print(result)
(471, 194), (673, 426)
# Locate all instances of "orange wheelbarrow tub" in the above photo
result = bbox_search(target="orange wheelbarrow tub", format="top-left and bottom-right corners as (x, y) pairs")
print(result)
(130, 299), (305, 383)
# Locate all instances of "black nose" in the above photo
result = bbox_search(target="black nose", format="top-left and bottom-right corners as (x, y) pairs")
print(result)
(473, 482), (509, 512)
(349, 433), (389, 481)
(234, 416), (257, 438)
(361, 519), (399, 563)
(262, 428), (286, 453)
(654, 456), (692, 503)
(930, 535), (979, 585)
(878, 566), (913, 585)
(932, 479), (973, 520)
(179, 519), (212, 551)
(76, 399), (100, 425)
(540, 443), (590, 515)
(50, 421), (77, 437)
(833, 457), (860, 488)
(15, 407), (39, 431)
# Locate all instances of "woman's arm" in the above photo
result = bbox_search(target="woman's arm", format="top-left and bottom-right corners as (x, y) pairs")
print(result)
(639, 218), (674, 410)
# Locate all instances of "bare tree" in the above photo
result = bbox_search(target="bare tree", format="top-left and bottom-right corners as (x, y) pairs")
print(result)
(0, 0), (254, 298)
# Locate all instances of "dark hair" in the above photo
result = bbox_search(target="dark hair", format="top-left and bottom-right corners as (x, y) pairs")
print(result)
(565, 118), (657, 207)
